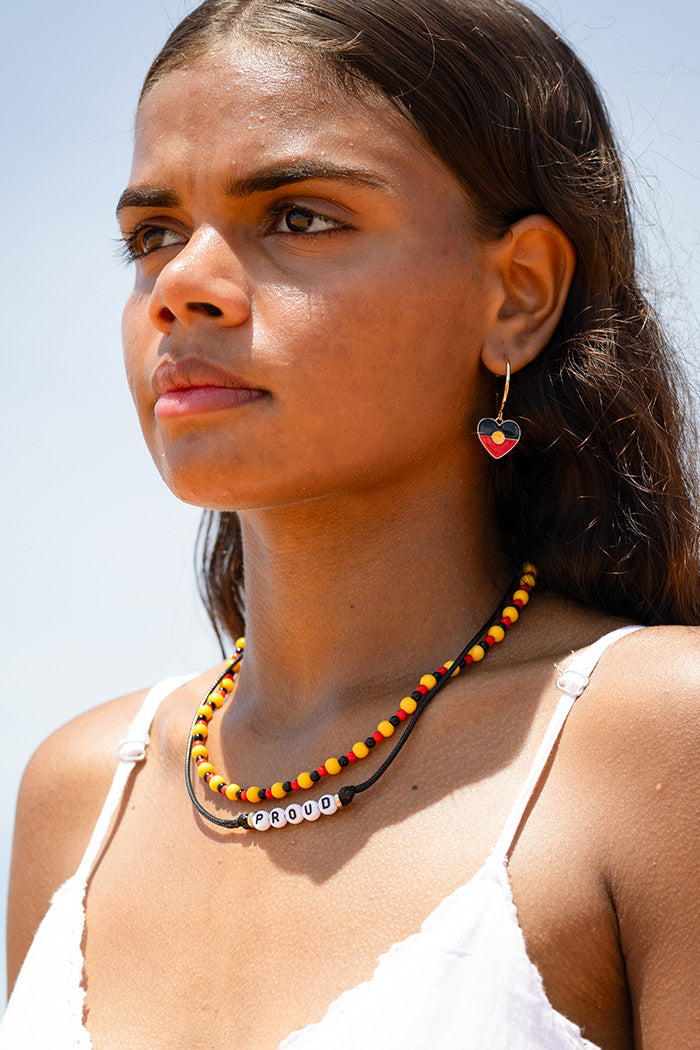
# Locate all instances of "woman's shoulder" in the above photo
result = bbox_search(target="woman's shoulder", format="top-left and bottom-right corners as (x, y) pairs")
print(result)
(6, 669), (216, 992)
(570, 621), (700, 740)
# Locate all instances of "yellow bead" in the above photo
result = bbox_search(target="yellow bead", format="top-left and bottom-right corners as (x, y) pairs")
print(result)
(225, 784), (241, 800)
(503, 605), (519, 622)
(297, 771), (314, 790)
(246, 786), (262, 802)
(221, 675), (235, 692)
(193, 722), (208, 739)
(209, 775), (226, 792)
(325, 757), (342, 775)
(400, 696), (418, 714)
(191, 743), (209, 760)
(352, 741), (369, 759)
(520, 572), (536, 588)
(523, 563), (537, 577)
(196, 704), (214, 721)
(208, 691), (225, 708)
(513, 589), (529, 605)
(197, 762), (214, 778)
(271, 782), (288, 799)
(444, 660), (460, 677)
(488, 625), (505, 643)
(468, 645), (485, 662)
(420, 674), (437, 690)
(378, 720), (395, 738)
(236, 636), (246, 650)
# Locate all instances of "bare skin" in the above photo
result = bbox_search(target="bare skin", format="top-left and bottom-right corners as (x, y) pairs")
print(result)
(7, 43), (700, 1050)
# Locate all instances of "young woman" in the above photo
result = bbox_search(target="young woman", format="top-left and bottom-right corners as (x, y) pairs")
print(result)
(4, 1), (700, 1047)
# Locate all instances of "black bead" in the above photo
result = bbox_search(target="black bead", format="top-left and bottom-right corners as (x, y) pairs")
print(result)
(389, 715), (401, 727)
(310, 771), (321, 782)
(283, 781), (292, 792)
(411, 690), (422, 700)
(339, 755), (349, 767)
(479, 641), (490, 654)
(364, 737), (375, 748)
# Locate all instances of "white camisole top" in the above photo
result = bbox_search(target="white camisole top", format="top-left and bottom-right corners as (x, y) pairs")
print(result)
(0, 625), (642, 1049)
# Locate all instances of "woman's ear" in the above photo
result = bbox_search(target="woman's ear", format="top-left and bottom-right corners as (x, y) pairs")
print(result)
(480, 214), (576, 375)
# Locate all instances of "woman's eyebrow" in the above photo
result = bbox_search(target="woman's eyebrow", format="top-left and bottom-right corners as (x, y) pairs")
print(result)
(116, 187), (180, 217)
(222, 161), (391, 198)
(116, 161), (390, 217)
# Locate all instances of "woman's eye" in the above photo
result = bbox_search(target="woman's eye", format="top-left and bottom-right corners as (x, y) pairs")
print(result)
(119, 225), (186, 262)
(271, 205), (344, 235)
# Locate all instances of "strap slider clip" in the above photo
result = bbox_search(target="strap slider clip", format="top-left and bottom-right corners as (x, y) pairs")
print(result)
(119, 735), (149, 762)
(554, 664), (590, 698)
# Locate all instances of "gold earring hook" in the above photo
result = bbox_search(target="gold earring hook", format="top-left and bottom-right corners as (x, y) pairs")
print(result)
(495, 360), (511, 426)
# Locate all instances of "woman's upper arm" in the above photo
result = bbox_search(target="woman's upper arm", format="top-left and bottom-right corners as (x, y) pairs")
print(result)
(608, 635), (700, 1045)
(5, 691), (146, 995)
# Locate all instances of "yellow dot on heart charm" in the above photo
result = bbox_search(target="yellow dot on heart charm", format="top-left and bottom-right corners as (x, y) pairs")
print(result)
(492, 430), (505, 445)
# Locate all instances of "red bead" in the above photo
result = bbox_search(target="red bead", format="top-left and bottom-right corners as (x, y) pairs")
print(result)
(241, 789), (248, 802)
(520, 583), (531, 592)
(317, 765), (327, 776)
(265, 788), (273, 800)
(465, 654), (473, 664)
(372, 731), (383, 743)
(396, 709), (408, 721)
(485, 635), (496, 647)
(513, 598), (523, 609)
(346, 751), (358, 763)
(291, 778), (300, 790)
(501, 616), (512, 626)
(437, 666), (448, 675)
(416, 684), (428, 696)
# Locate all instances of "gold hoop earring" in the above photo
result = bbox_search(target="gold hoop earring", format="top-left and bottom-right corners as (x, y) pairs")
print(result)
(477, 361), (521, 459)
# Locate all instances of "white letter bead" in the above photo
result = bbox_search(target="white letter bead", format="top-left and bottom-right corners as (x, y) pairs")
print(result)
(318, 794), (337, 816)
(251, 810), (271, 831)
(269, 807), (287, 828)
(285, 803), (304, 825)
(302, 799), (321, 821)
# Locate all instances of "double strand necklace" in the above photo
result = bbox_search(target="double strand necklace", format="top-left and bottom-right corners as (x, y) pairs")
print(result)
(185, 564), (536, 831)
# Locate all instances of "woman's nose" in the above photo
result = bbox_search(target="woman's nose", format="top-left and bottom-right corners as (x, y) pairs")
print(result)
(147, 226), (251, 333)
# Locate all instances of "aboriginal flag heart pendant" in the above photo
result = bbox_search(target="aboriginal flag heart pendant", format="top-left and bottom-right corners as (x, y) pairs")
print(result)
(477, 416), (521, 459)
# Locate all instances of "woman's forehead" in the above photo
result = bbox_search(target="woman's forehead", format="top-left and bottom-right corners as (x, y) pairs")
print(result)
(131, 43), (468, 211)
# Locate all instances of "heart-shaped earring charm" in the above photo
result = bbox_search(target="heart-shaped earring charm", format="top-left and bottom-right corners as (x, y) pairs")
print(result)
(477, 417), (521, 459)
(477, 360), (521, 459)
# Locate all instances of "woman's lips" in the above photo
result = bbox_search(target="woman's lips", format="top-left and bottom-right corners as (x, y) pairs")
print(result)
(155, 385), (265, 419)
(152, 357), (267, 419)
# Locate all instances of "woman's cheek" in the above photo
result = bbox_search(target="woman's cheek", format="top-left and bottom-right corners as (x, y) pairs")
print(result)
(122, 294), (154, 417)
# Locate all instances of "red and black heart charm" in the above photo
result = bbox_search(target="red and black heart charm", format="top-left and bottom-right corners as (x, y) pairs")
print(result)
(477, 417), (521, 459)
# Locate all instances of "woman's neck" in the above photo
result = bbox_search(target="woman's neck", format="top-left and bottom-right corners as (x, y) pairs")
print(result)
(233, 458), (511, 729)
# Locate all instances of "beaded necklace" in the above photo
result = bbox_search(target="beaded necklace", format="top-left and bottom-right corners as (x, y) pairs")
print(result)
(185, 564), (536, 831)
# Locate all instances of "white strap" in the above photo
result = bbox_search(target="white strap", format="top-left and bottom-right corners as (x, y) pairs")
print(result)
(74, 674), (196, 884)
(492, 625), (644, 863)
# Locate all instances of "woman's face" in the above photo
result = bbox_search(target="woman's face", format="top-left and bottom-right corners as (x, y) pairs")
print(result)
(120, 43), (495, 511)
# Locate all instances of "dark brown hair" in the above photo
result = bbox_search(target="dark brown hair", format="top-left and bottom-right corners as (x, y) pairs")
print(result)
(140, 0), (700, 642)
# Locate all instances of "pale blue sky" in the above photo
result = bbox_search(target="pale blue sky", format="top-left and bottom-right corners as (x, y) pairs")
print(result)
(1, 0), (699, 1001)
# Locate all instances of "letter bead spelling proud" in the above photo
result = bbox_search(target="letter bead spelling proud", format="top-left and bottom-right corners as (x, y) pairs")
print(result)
(251, 794), (339, 831)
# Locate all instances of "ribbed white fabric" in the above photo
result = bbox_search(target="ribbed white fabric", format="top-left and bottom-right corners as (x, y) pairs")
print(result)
(1, 626), (643, 1049)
